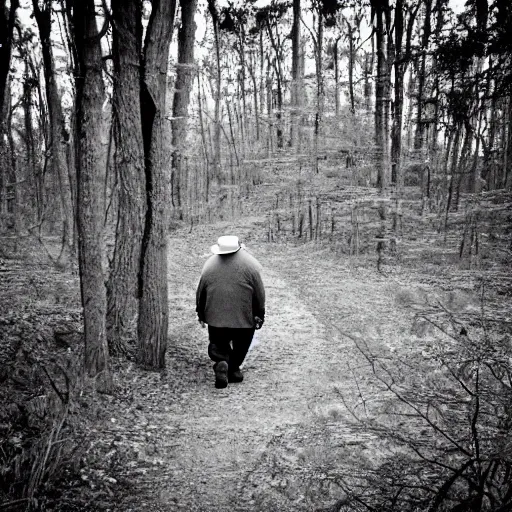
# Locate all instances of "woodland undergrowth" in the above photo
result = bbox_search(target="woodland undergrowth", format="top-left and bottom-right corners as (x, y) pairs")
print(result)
(0, 175), (511, 511)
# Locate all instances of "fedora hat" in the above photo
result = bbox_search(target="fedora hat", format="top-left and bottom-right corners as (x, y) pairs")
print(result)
(211, 235), (241, 255)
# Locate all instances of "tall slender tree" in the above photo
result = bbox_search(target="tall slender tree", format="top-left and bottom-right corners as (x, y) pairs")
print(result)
(208, 0), (222, 184)
(391, 1), (421, 185)
(372, 0), (391, 190)
(414, 0), (433, 151)
(137, 0), (178, 369)
(73, 0), (111, 390)
(0, 0), (19, 224)
(371, 0), (391, 268)
(0, 0), (19, 118)
(32, 0), (74, 254)
(106, 0), (146, 352)
(171, 0), (198, 219)
(290, 0), (302, 148)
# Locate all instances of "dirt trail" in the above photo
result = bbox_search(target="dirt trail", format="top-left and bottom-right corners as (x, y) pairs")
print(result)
(106, 219), (413, 512)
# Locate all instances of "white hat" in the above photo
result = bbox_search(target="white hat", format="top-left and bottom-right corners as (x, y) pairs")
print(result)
(211, 235), (241, 255)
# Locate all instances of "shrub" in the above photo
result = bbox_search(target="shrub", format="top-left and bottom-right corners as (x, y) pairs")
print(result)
(329, 298), (512, 511)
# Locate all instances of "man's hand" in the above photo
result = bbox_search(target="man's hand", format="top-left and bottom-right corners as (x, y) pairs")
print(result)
(254, 316), (264, 329)
(198, 320), (206, 328)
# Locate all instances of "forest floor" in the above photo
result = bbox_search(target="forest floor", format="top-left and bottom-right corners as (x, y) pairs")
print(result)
(97, 216), (405, 512)
(66, 212), (508, 512)
(1, 176), (511, 511)
(84, 215), (413, 512)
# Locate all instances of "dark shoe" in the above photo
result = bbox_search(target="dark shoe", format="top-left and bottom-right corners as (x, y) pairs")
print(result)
(214, 361), (228, 389)
(228, 368), (244, 383)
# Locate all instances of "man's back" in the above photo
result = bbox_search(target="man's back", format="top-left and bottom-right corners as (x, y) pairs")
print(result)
(196, 249), (265, 328)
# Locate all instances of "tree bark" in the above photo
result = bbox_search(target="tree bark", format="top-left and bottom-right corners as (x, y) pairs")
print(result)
(22, 54), (39, 223)
(208, 0), (222, 184)
(391, 1), (419, 186)
(373, 0), (390, 189)
(266, 19), (284, 149)
(414, 0), (433, 151)
(73, 0), (111, 390)
(334, 38), (340, 116)
(171, 0), (198, 219)
(503, 95), (512, 189)
(343, 19), (355, 114)
(197, 70), (210, 200)
(33, 0), (74, 253)
(7, 100), (21, 233)
(364, 51), (373, 111)
(290, 0), (302, 147)
(371, 0), (390, 268)
(248, 50), (260, 141)
(314, 5), (324, 172)
(0, 0), (18, 228)
(391, 0), (404, 186)
(237, 26), (247, 155)
(107, 0), (146, 352)
(0, 0), (19, 119)
(429, 0), (444, 167)
(137, 0), (177, 370)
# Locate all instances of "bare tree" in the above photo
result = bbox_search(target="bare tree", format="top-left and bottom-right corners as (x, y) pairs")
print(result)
(0, 0), (19, 118)
(0, 0), (19, 227)
(32, 0), (74, 255)
(207, 0), (222, 184)
(171, 0), (198, 219)
(290, 0), (302, 148)
(414, 0), (433, 152)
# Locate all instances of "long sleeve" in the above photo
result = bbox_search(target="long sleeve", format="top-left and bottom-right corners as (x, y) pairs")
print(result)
(196, 276), (207, 322)
(251, 270), (266, 320)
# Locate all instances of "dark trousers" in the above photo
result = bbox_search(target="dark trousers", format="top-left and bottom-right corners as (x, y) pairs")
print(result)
(207, 326), (255, 371)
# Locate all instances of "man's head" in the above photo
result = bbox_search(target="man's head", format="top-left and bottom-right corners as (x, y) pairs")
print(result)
(211, 235), (241, 255)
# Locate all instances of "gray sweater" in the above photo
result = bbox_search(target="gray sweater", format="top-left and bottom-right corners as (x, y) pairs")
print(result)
(196, 249), (266, 328)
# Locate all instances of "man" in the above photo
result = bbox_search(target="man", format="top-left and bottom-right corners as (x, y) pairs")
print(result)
(196, 235), (266, 389)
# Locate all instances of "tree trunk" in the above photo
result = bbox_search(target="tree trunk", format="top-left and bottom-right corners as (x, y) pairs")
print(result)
(266, 20), (284, 149)
(0, 0), (19, 119)
(314, 6), (324, 172)
(22, 55), (39, 223)
(414, 0), (433, 151)
(73, 0), (111, 391)
(137, 0), (177, 370)
(106, 0), (146, 352)
(197, 70), (210, 200)
(390, 0), (404, 186)
(445, 126), (461, 223)
(390, 0), (420, 186)
(33, 0), (74, 254)
(237, 27), (247, 155)
(364, 51), (373, 111)
(0, 0), (19, 228)
(266, 59), (273, 156)
(248, 50), (260, 141)
(208, 0), (222, 184)
(7, 92), (20, 233)
(290, 0), (302, 147)
(373, 0), (390, 189)
(259, 29), (265, 140)
(504, 95), (512, 189)
(346, 22), (355, 114)
(372, 0), (390, 268)
(429, 0), (444, 166)
(171, 0), (198, 219)
(334, 38), (340, 116)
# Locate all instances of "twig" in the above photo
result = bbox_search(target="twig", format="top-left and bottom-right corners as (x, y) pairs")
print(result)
(0, 498), (30, 510)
